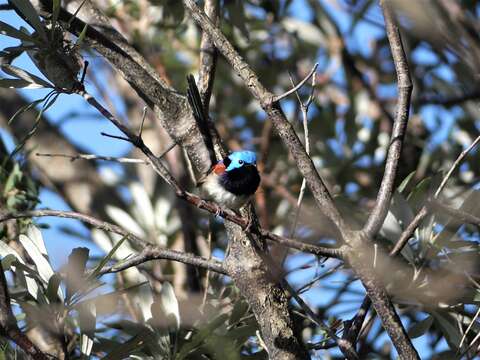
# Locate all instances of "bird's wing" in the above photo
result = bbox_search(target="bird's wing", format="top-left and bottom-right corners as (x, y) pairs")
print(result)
(196, 162), (225, 186)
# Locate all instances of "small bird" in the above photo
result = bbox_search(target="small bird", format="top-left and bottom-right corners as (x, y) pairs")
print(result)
(200, 150), (261, 210)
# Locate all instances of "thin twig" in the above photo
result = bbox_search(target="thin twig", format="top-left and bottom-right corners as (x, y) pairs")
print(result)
(138, 106), (147, 138)
(434, 133), (480, 198)
(36, 152), (149, 164)
(273, 63), (319, 102)
(97, 246), (227, 276)
(289, 70), (317, 239)
(459, 307), (480, 351)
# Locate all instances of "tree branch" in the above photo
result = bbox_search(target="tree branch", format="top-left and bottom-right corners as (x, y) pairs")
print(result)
(363, 0), (413, 238)
(183, 0), (347, 239)
(97, 246), (227, 276)
(0, 209), (227, 275)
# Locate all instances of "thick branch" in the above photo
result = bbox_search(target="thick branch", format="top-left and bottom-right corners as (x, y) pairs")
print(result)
(363, 0), (413, 238)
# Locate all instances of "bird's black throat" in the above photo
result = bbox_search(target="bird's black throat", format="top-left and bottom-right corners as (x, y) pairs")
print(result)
(220, 165), (260, 196)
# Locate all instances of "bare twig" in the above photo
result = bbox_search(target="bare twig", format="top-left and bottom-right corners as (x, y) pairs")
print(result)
(281, 278), (359, 359)
(97, 245), (227, 276)
(273, 63), (319, 102)
(363, 0), (413, 238)
(36, 152), (149, 164)
(0, 209), (226, 275)
(434, 133), (480, 198)
(289, 70), (317, 239)
(0, 261), (50, 360)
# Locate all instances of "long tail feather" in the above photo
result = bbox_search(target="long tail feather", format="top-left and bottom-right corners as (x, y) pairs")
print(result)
(186, 74), (217, 166)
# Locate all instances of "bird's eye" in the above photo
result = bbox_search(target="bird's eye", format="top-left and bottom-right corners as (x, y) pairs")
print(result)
(238, 160), (244, 165)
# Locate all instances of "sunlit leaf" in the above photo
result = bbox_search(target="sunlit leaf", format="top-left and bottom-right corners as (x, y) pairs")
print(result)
(130, 182), (155, 230)
(0, 242), (39, 299)
(106, 205), (145, 238)
(159, 281), (180, 330)
(79, 302), (96, 357)
(19, 234), (54, 284)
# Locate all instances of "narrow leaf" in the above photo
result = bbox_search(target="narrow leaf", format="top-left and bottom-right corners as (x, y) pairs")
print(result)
(0, 78), (42, 88)
(0, 20), (35, 43)
(75, 23), (88, 46)
(1, 64), (52, 88)
(88, 234), (128, 280)
(9, 0), (47, 40)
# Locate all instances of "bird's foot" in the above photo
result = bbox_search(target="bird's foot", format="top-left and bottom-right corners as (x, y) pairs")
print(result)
(244, 212), (254, 233)
(196, 199), (207, 209)
(214, 204), (222, 218)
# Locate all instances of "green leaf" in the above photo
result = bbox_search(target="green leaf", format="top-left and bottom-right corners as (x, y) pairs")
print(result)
(46, 273), (63, 303)
(78, 302), (96, 357)
(9, 0), (47, 40)
(407, 177), (431, 212)
(159, 282), (180, 331)
(19, 234), (54, 284)
(0, 20), (35, 43)
(66, 247), (90, 301)
(432, 311), (462, 349)
(1, 254), (18, 271)
(51, 0), (61, 25)
(229, 300), (249, 325)
(1, 64), (52, 88)
(7, 97), (45, 125)
(75, 23), (88, 46)
(176, 314), (229, 359)
(88, 234), (128, 281)
(397, 171), (416, 194)
(102, 328), (155, 360)
(0, 78), (38, 88)
(408, 315), (433, 339)
(3, 163), (21, 195)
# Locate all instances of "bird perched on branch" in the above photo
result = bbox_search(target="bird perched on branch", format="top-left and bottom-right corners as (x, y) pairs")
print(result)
(199, 150), (261, 210)
(186, 75), (260, 210)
